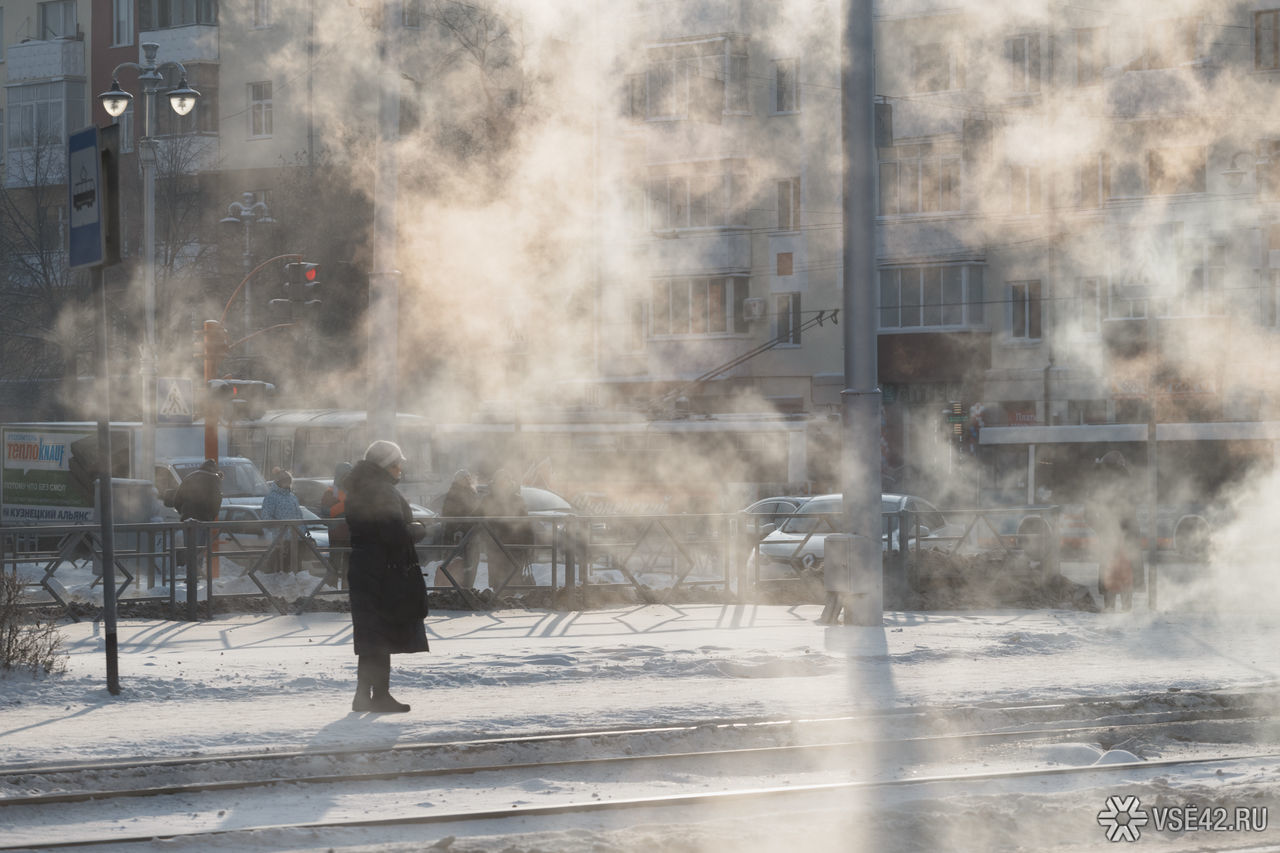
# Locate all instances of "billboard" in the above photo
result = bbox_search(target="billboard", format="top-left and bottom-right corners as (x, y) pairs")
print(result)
(1, 426), (102, 523)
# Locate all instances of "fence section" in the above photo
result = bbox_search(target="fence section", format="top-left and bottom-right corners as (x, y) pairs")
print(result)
(2, 506), (1063, 618)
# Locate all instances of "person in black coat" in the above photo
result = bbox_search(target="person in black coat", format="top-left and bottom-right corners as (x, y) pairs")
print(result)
(441, 469), (481, 588)
(173, 459), (222, 522)
(173, 459), (222, 578)
(345, 440), (429, 713)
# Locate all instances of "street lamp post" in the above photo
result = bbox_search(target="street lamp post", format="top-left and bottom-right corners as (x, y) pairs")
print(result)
(98, 43), (200, 488)
(220, 193), (275, 354)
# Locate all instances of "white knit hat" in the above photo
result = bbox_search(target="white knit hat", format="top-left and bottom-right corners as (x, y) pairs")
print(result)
(364, 439), (406, 470)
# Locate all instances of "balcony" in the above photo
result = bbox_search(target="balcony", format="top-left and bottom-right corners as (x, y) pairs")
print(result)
(5, 37), (84, 83)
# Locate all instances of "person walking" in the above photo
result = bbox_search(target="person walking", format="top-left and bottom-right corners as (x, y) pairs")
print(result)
(173, 459), (222, 579)
(1085, 451), (1140, 612)
(261, 470), (304, 572)
(441, 469), (481, 589)
(344, 440), (429, 713)
(479, 468), (529, 591)
(320, 462), (353, 586)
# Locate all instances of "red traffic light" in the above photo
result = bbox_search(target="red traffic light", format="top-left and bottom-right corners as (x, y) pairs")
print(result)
(285, 262), (320, 287)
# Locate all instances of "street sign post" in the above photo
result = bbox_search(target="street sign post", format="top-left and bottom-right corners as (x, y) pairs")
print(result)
(68, 127), (105, 270)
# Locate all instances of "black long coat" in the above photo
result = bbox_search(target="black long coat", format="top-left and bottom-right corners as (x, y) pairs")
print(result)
(344, 460), (429, 656)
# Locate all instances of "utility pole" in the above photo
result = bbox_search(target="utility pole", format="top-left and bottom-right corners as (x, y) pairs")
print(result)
(369, 0), (402, 442)
(823, 0), (883, 626)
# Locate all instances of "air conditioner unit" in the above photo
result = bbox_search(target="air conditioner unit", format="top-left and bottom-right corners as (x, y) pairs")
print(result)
(743, 298), (766, 321)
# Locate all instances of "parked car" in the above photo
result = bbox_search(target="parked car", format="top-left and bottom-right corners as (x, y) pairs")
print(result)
(157, 456), (268, 506)
(739, 496), (807, 544)
(754, 493), (960, 575)
(215, 497), (332, 576)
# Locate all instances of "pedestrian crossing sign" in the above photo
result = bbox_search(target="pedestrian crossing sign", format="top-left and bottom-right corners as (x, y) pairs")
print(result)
(157, 378), (194, 424)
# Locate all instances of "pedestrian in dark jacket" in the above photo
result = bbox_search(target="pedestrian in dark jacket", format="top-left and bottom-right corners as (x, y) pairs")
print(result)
(441, 469), (481, 588)
(320, 462), (353, 586)
(345, 440), (429, 713)
(479, 468), (530, 591)
(173, 459), (222, 522)
(173, 459), (222, 579)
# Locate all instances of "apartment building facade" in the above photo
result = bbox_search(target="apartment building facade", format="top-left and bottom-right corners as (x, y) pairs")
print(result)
(594, 0), (1280, 501)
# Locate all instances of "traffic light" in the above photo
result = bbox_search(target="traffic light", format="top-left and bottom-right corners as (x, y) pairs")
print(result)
(208, 379), (275, 421)
(202, 320), (229, 379)
(283, 262), (321, 307)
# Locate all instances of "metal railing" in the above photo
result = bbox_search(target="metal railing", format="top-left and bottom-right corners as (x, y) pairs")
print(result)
(2, 506), (1062, 619)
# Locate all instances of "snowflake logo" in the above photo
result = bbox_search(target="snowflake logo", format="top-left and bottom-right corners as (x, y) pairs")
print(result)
(1098, 795), (1149, 842)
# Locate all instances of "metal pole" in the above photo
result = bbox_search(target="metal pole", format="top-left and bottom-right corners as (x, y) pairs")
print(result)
(1147, 312), (1158, 609)
(838, 0), (883, 624)
(139, 127), (157, 494)
(242, 221), (253, 355)
(96, 267), (120, 695)
(369, 0), (402, 442)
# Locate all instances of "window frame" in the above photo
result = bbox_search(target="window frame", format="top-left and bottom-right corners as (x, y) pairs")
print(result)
(38, 1), (77, 39)
(1077, 277), (1102, 334)
(879, 264), (984, 330)
(650, 276), (749, 338)
(1074, 27), (1105, 86)
(1004, 33), (1041, 94)
(248, 80), (273, 139)
(911, 41), (963, 94)
(878, 146), (962, 215)
(774, 58), (799, 113)
(773, 292), (802, 345)
(1009, 280), (1042, 341)
(112, 0), (133, 46)
(644, 37), (748, 122)
(1258, 10), (1280, 71)
(777, 176), (801, 231)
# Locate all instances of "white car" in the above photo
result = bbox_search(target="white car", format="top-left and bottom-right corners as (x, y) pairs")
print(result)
(754, 493), (958, 575)
(216, 497), (333, 575)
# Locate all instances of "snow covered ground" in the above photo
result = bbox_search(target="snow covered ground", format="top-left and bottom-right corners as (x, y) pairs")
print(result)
(2, 559), (1279, 851)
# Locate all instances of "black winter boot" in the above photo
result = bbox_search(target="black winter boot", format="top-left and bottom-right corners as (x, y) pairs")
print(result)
(369, 655), (410, 712)
(352, 656), (375, 712)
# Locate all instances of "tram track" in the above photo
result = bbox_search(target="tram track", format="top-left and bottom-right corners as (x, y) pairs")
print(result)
(3, 690), (1276, 851)
(2, 748), (1277, 851)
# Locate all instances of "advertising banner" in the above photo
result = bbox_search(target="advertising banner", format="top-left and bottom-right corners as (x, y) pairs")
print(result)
(1, 427), (100, 523)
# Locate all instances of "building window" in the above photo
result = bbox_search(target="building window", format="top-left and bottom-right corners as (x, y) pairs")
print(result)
(645, 37), (748, 121)
(624, 74), (646, 120)
(774, 59), (799, 112)
(1144, 17), (1200, 68)
(911, 42), (963, 93)
(777, 177), (800, 230)
(650, 276), (748, 337)
(774, 293), (801, 344)
(1010, 280), (1042, 340)
(879, 146), (961, 214)
(403, 0), (422, 28)
(880, 265), (983, 329)
(252, 0), (270, 28)
(6, 81), (82, 152)
(1078, 152), (1110, 207)
(1164, 242), (1226, 317)
(647, 161), (748, 230)
(249, 81), (272, 138)
(1007, 164), (1042, 214)
(112, 0), (132, 45)
(0, 8), (5, 60)
(1258, 11), (1280, 70)
(1147, 146), (1205, 195)
(1004, 34), (1040, 93)
(1075, 27), (1105, 85)
(139, 0), (217, 29)
(1077, 277), (1102, 334)
(38, 1), (77, 39)
(776, 252), (793, 276)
